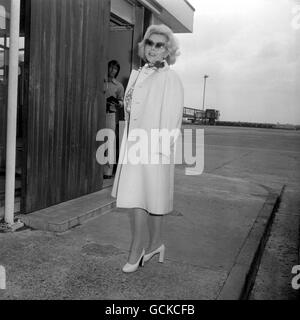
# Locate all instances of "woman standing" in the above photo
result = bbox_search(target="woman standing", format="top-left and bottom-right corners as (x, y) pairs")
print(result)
(111, 24), (184, 273)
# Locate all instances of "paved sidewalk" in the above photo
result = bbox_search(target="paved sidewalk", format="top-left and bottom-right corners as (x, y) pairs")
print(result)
(0, 168), (278, 300)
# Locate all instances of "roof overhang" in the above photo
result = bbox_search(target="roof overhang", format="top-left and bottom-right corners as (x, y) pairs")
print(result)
(137, 0), (195, 33)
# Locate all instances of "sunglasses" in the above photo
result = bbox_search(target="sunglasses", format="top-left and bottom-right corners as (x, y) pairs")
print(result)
(145, 39), (166, 50)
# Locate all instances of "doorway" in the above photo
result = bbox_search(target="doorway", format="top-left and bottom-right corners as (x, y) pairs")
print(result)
(103, 16), (134, 189)
(108, 17), (134, 92)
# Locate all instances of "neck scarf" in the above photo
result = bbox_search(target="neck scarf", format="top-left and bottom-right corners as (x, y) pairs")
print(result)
(146, 60), (165, 69)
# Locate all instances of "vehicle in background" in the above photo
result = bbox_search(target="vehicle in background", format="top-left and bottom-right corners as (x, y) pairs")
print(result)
(205, 109), (220, 125)
(182, 107), (196, 123)
(183, 107), (220, 125)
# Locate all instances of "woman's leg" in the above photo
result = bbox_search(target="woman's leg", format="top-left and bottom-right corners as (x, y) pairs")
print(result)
(128, 208), (148, 264)
(147, 213), (164, 252)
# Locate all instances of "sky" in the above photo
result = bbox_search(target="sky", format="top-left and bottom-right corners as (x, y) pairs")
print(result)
(173, 0), (300, 124)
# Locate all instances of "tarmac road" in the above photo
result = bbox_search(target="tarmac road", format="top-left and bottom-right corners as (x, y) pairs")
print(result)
(190, 125), (300, 299)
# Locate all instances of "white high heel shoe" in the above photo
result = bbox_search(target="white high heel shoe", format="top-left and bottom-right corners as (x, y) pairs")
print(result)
(122, 249), (145, 273)
(144, 244), (165, 263)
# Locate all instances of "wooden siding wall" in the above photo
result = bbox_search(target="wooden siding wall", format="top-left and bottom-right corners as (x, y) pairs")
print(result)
(23, 0), (110, 213)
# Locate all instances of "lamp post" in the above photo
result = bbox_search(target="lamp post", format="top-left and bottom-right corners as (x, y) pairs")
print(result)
(202, 74), (209, 111)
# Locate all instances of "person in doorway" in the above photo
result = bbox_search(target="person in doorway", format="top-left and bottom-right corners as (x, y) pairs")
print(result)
(103, 60), (124, 179)
(111, 25), (184, 273)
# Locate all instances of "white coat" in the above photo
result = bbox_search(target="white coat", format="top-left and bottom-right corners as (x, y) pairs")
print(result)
(111, 62), (184, 215)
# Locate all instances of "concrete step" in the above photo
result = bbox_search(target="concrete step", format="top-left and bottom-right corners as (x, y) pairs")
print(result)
(19, 188), (116, 233)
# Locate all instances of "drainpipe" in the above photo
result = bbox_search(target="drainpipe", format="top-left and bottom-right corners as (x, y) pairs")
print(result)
(4, 0), (20, 225)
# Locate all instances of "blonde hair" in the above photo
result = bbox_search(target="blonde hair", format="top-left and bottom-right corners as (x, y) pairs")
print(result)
(138, 24), (180, 65)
